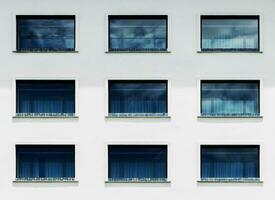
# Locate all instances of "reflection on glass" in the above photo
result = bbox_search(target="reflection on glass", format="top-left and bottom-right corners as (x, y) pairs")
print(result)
(201, 81), (259, 116)
(17, 16), (75, 51)
(108, 145), (167, 180)
(109, 16), (167, 51)
(201, 17), (259, 51)
(16, 80), (75, 114)
(16, 145), (75, 179)
(201, 145), (259, 179)
(109, 80), (167, 115)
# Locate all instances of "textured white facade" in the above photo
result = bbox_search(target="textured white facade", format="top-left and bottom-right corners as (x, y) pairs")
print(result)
(0, 0), (272, 199)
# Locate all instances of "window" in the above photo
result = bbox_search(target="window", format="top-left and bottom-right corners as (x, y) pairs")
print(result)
(201, 145), (260, 180)
(17, 15), (75, 51)
(108, 80), (168, 117)
(201, 16), (259, 51)
(108, 145), (167, 182)
(16, 80), (75, 117)
(201, 80), (260, 117)
(16, 145), (75, 180)
(109, 16), (168, 51)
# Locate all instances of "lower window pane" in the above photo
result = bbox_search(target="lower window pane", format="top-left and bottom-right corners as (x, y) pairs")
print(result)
(108, 145), (167, 180)
(16, 145), (75, 179)
(201, 145), (259, 179)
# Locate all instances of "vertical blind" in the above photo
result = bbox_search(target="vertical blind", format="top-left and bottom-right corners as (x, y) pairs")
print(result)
(201, 16), (259, 50)
(109, 80), (167, 114)
(109, 16), (167, 51)
(201, 81), (259, 116)
(108, 145), (167, 180)
(17, 15), (75, 51)
(201, 145), (259, 179)
(16, 80), (75, 114)
(16, 145), (75, 179)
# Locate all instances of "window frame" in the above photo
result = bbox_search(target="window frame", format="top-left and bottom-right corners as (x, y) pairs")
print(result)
(107, 79), (169, 118)
(199, 144), (261, 182)
(200, 15), (260, 52)
(105, 142), (170, 183)
(14, 144), (78, 182)
(13, 78), (78, 118)
(108, 15), (169, 52)
(199, 79), (261, 118)
(15, 15), (77, 52)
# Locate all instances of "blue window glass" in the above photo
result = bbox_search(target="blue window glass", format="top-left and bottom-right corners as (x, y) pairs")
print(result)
(201, 16), (259, 51)
(109, 16), (167, 51)
(108, 145), (167, 181)
(16, 80), (75, 115)
(109, 80), (168, 116)
(17, 15), (75, 51)
(16, 145), (75, 179)
(201, 145), (259, 179)
(201, 80), (260, 116)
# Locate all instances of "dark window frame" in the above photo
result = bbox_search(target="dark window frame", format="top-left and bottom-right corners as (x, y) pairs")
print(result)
(200, 145), (260, 179)
(108, 80), (168, 115)
(16, 144), (76, 179)
(107, 144), (168, 180)
(108, 15), (168, 52)
(200, 15), (260, 52)
(16, 15), (76, 52)
(200, 80), (260, 116)
(16, 80), (76, 114)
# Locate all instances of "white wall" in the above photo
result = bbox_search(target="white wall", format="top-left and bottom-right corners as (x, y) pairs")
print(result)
(0, 0), (273, 199)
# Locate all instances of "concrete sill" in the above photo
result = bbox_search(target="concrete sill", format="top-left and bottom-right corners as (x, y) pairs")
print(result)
(197, 50), (263, 54)
(198, 115), (263, 119)
(13, 179), (79, 183)
(105, 180), (171, 184)
(13, 115), (79, 119)
(13, 50), (79, 53)
(106, 115), (171, 119)
(197, 179), (263, 184)
(105, 50), (171, 54)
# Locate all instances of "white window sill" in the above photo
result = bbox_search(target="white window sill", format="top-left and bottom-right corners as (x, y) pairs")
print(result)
(13, 178), (78, 183)
(197, 178), (263, 183)
(197, 50), (263, 54)
(198, 115), (262, 119)
(13, 50), (79, 53)
(13, 113), (78, 119)
(106, 113), (170, 119)
(105, 50), (171, 54)
(105, 178), (170, 183)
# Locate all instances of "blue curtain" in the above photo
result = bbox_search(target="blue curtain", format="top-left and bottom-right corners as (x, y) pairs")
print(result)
(16, 145), (75, 179)
(16, 80), (75, 114)
(109, 17), (167, 51)
(109, 81), (167, 114)
(201, 146), (259, 179)
(108, 145), (167, 179)
(17, 16), (75, 51)
(201, 17), (258, 50)
(201, 81), (259, 116)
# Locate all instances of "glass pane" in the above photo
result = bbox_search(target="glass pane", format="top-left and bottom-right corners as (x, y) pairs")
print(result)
(109, 17), (167, 51)
(201, 17), (259, 50)
(109, 81), (167, 114)
(16, 145), (75, 178)
(201, 146), (259, 179)
(201, 81), (259, 116)
(16, 80), (75, 114)
(108, 145), (167, 180)
(17, 16), (75, 51)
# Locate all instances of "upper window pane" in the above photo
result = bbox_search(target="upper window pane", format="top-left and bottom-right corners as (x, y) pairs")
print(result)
(16, 145), (75, 179)
(109, 80), (168, 116)
(108, 145), (167, 181)
(109, 16), (167, 51)
(201, 80), (260, 116)
(201, 16), (259, 51)
(16, 80), (75, 116)
(17, 15), (75, 51)
(201, 145), (260, 179)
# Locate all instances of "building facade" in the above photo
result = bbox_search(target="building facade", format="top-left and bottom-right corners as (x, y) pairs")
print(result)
(0, 0), (272, 199)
